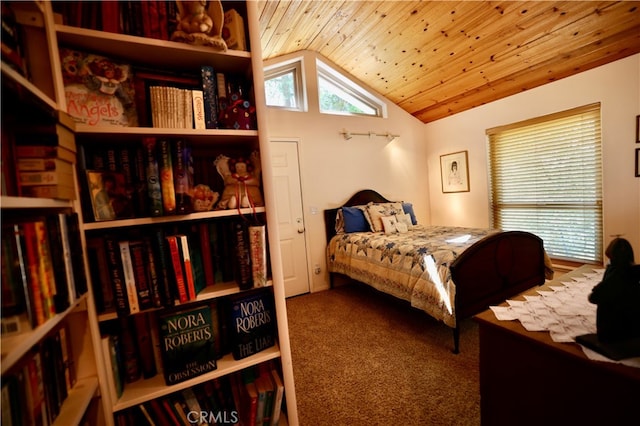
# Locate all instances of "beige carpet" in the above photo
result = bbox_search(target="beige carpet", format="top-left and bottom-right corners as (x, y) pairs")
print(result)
(285, 282), (481, 426)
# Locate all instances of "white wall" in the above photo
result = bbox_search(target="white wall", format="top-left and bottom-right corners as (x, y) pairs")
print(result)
(264, 51), (428, 292)
(424, 54), (640, 262)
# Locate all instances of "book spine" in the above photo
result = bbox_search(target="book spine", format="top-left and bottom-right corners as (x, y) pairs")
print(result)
(178, 234), (196, 301)
(22, 222), (49, 326)
(14, 146), (75, 162)
(18, 171), (74, 186)
(199, 222), (215, 287)
(132, 146), (148, 217)
(45, 214), (71, 313)
(200, 66), (219, 129)
(65, 213), (88, 297)
(16, 158), (73, 172)
(57, 324), (76, 391)
(128, 240), (153, 310)
(172, 139), (192, 215)
(142, 237), (163, 308)
(11, 224), (36, 328)
(119, 317), (141, 383)
(248, 225), (268, 287)
(101, 335), (121, 402)
(86, 237), (112, 313)
(34, 221), (57, 321)
(104, 236), (129, 315)
(233, 221), (253, 290)
(119, 240), (140, 314)
(142, 137), (163, 216)
(192, 90), (206, 130)
(165, 235), (188, 304)
(132, 312), (157, 379)
(158, 139), (176, 214)
(151, 228), (174, 307)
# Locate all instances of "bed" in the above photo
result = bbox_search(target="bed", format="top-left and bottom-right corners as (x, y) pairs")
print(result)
(324, 189), (552, 353)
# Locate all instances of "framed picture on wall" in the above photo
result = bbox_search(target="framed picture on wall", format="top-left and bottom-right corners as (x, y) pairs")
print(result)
(636, 115), (639, 143)
(635, 148), (639, 177)
(440, 150), (470, 193)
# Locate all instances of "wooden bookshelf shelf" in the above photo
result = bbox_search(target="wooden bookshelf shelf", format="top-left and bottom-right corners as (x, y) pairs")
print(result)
(112, 344), (282, 412)
(82, 207), (266, 231)
(1, 295), (88, 375)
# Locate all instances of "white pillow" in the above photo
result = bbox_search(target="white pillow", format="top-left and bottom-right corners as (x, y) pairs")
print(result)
(381, 215), (398, 234)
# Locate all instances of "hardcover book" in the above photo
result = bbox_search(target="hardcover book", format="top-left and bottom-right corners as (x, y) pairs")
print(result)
(142, 137), (163, 217)
(200, 66), (219, 129)
(59, 47), (138, 127)
(226, 288), (276, 360)
(157, 304), (217, 385)
(158, 139), (176, 215)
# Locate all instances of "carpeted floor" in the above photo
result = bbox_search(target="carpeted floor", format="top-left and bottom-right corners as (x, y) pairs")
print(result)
(285, 282), (481, 426)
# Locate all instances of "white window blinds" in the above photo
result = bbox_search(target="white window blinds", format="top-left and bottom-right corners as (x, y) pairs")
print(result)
(487, 103), (603, 263)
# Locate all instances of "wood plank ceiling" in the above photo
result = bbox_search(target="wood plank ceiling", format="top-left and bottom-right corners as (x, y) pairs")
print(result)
(257, 1), (640, 123)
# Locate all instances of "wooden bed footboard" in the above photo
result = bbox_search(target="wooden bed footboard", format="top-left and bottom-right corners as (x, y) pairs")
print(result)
(450, 230), (546, 320)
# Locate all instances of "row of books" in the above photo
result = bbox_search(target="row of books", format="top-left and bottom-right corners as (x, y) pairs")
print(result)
(113, 362), (284, 426)
(101, 287), (276, 393)
(1, 213), (87, 335)
(88, 218), (266, 316)
(52, 1), (247, 51)
(59, 46), (254, 130)
(1, 323), (76, 426)
(79, 137), (264, 221)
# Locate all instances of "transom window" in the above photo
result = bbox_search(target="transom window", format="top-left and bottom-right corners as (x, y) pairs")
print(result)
(316, 60), (384, 118)
(487, 103), (603, 263)
(264, 59), (305, 111)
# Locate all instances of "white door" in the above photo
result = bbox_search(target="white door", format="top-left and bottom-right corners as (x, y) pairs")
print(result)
(270, 140), (310, 297)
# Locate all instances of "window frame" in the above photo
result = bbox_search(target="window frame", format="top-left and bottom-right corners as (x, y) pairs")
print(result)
(264, 58), (306, 112)
(487, 103), (603, 264)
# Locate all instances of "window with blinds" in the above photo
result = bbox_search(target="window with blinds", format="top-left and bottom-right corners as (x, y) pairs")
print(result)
(487, 103), (603, 263)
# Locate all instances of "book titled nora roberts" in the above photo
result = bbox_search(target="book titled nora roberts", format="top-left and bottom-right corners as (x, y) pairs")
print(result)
(158, 304), (217, 385)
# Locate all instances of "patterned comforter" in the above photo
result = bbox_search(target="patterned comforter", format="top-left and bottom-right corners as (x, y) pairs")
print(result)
(327, 225), (500, 327)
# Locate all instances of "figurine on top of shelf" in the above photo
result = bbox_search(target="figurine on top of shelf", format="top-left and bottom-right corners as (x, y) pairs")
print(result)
(214, 151), (264, 210)
(191, 183), (219, 212)
(171, 0), (227, 50)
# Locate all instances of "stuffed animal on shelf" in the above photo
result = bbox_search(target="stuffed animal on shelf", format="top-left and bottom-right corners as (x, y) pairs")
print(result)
(214, 151), (264, 210)
(171, 0), (227, 50)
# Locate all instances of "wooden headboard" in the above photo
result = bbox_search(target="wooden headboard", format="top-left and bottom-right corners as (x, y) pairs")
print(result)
(323, 189), (392, 242)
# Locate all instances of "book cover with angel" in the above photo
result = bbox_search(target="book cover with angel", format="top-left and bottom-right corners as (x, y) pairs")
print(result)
(59, 47), (138, 127)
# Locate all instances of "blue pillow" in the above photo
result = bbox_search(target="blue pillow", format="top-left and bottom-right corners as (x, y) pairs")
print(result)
(402, 202), (418, 225)
(342, 206), (369, 233)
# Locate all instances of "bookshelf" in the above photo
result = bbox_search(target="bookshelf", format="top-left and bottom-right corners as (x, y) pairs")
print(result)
(1, 3), (101, 425)
(3, 1), (299, 425)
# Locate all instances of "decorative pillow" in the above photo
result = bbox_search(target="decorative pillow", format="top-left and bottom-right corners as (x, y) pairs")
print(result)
(342, 206), (370, 233)
(366, 202), (405, 232)
(396, 213), (414, 230)
(402, 202), (418, 225)
(395, 221), (409, 233)
(381, 215), (398, 234)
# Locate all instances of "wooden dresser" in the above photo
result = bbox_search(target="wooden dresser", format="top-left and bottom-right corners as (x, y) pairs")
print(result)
(475, 265), (640, 425)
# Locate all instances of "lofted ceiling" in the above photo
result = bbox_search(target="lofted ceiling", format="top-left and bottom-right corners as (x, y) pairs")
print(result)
(257, 1), (640, 123)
